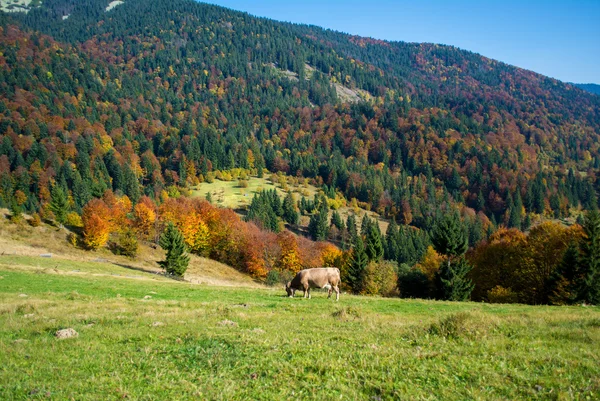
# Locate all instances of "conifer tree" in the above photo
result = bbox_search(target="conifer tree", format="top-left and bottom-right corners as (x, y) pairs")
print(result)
(282, 192), (299, 225)
(431, 213), (468, 258)
(508, 192), (523, 229)
(548, 241), (580, 305)
(158, 222), (190, 278)
(49, 185), (69, 226)
(578, 210), (600, 304)
(308, 195), (329, 241)
(436, 257), (475, 301)
(385, 219), (399, 261)
(347, 236), (368, 294)
(365, 223), (384, 262)
(346, 214), (358, 242)
(431, 213), (473, 301)
(330, 210), (344, 231)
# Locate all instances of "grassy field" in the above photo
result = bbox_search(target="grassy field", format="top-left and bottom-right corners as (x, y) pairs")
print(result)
(1, 257), (599, 400)
(191, 175), (389, 233)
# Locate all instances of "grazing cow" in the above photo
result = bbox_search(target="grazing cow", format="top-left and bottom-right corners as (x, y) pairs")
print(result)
(285, 267), (341, 301)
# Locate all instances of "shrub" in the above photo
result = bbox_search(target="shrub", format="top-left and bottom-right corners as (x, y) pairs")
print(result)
(487, 286), (518, 304)
(67, 232), (79, 247)
(397, 263), (430, 298)
(363, 261), (399, 297)
(113, 230), (139, 258)
(29, 213), (41, 227)
(65, 212), (83, 228)
(265, 270), (280, 286)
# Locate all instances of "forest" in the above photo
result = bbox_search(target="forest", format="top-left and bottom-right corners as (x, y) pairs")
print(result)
(1, 0), (600, 304)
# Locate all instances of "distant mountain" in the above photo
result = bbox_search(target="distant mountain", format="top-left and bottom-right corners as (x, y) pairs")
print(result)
(575, 83), (600, 95)
(1, 0), (600, 229)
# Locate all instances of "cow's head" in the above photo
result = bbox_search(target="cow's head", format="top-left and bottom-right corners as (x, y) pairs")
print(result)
(285, 281), (293, 297)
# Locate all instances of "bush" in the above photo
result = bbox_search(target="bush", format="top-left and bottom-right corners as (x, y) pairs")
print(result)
(363, 260), (399, 297)
(67, 232), (79, 247)
(65, 212), (83, 228)
(29, 213), (41, 227)
(265, 270), (280, 286)
(112, 230), (139, 258)
(487, 286), (518, 304)
(397, 263), (430, 298)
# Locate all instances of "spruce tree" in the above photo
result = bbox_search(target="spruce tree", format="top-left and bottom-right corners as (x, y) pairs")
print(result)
(547, 241), (580, 305)
(431, 212), (473, 301)
(508, 192), (523, 230)
(436, 257), (475, 301)
(385, 219), (399, 261)
(347, 236), (368, 294)
(578, 210), (600, 304)
(365, 224), (384, 261)
(49, 185), (69, 226)
(330, 210), (344, 231)
(158, 222), (190, 278)
(346, 214), (358, 242)
(308, 196), (329, 241)
(431, 213), (468, 258)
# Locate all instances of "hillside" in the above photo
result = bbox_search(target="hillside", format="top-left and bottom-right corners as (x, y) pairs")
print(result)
(576, 83), (600, 96)
(0, 0), (599, 231)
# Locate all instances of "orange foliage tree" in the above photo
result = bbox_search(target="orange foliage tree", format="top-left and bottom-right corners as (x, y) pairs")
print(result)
(82, 199), (111, 250)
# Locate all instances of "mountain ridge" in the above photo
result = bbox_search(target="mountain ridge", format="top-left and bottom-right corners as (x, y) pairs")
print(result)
(0, 0), (599, 232)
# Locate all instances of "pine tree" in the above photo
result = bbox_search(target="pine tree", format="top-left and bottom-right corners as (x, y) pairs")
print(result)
(431, 212), (473, 300)
(385, 219), (399, 261)
(308, 196), (329, 241)
(347, 236), (368, 294)
(435, 256), (475, 301)
(578, 210), (600, 304)
(158, 222), (190, 278)
(365, 223), (384, 261)
(548, 241), (580, 305)
(346, 214), (358, 242)
(508, 192), (523, 230)
(49, 185), (69, 226)
(431, 213), (468, 258)
(330, 210), (344, 231)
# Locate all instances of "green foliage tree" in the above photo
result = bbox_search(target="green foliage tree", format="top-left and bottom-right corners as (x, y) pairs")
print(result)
(435, 257), (475, 301)
(365, 222), (384, 262)
(158, 222), (190, 278)
(282, 192), (298, 225)
(49, 185), (69, 226)
(431, 213), (468, 258)
(431, 212), (473, 300)
(347, 236), (368, 294)
(308, 195), (329, 241)
(577, 210), (600, 304)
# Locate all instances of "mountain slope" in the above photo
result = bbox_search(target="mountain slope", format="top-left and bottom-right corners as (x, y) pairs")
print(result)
(1, 0), (599, 231)
(575, 83), (600, 96)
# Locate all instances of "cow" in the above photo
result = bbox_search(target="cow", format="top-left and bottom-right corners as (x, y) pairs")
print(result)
(285, 267), (341, 301)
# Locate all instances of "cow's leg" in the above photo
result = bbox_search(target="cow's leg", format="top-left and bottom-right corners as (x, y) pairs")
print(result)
(333, 285), (340, 301)
(327, 286), (332, 299)
(303, 288), (307, 298)
(307, 288), (311, 299)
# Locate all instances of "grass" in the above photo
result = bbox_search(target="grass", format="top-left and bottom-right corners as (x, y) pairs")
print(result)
(191, 175), (390, 233)
(1, 257), (599, 400)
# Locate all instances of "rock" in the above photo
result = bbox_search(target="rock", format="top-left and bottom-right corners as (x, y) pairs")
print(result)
(217, 319), (238, 327)
(151, 321), (164, 327)
(18, 294), (28, 298)
(40, 254), (52, 258)
(55, 328), (78, 339)
(143, 295), (152, 299)
(23, 314), (34, 318)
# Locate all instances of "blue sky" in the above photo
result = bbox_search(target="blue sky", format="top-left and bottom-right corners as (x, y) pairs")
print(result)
(204, 0), (600, 84)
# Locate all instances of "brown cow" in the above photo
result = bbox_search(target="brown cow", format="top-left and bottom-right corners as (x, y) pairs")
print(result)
(285, 267), (341, 301)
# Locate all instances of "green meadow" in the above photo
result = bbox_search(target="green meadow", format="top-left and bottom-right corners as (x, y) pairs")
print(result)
(1, 256), (599, 400)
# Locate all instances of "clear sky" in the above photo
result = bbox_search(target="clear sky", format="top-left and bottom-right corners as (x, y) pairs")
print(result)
(204, 0), (600, 84)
